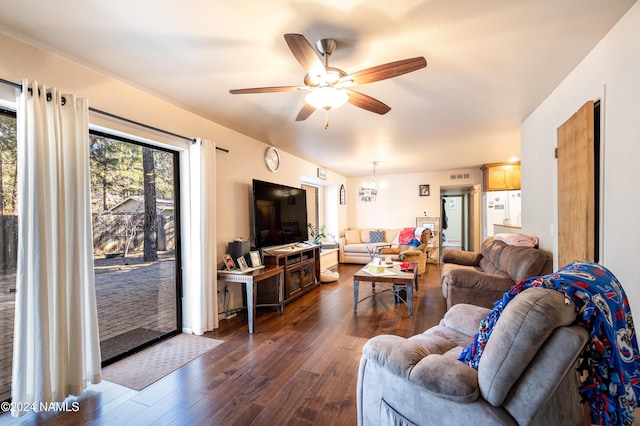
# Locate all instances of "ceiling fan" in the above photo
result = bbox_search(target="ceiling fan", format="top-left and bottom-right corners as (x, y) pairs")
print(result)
(229, 33), (427, 128)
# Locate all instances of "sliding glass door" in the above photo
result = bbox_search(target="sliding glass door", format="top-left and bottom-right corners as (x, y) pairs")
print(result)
(1, 116), (183, 403)
(90, 131), (181, 365)
(0, 109), (17, 403)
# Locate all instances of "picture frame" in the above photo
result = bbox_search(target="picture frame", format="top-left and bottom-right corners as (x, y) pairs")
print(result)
(339, 184), (346, 205)
(317, 167), (327, 180)
(237, 256), (249, 272)
(249, 251), (262, 268)
(222, 254), (236, 270)
(419, 184), (430, 197)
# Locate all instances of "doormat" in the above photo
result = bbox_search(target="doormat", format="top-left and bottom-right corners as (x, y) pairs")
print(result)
(101, 334), (223, 391)
(100, 327), (166, 362)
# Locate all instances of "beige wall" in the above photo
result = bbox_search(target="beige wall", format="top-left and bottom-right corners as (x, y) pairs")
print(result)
(520, 3), (640, 314)
(215, 139), (347, 255)
(345, 169), (484, 241)
(0, 31), (347, 322)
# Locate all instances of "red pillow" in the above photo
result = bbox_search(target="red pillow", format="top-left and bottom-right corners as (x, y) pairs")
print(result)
(399, 228), (415, 245)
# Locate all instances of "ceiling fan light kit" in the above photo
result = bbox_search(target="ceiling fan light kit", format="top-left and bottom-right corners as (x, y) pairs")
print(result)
(229, 33), (427, 128)
(304, 87), (349, 111)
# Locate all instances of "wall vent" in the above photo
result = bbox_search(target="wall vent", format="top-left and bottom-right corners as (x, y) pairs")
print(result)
(450, 172), (471, 180)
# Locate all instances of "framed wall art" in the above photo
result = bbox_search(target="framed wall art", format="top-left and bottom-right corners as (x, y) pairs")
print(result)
(419, 184), (430, 197)
(317, 167), (327, 180)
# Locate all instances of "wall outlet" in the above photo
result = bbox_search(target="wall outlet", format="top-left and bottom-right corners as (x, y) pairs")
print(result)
(422, 210), (428, 216)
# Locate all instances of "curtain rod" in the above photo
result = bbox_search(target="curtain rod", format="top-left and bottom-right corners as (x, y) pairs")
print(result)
(0, 78), (229, 153)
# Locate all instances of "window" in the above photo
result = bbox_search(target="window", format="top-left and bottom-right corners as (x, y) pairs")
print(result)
(302, 183), (319, 235)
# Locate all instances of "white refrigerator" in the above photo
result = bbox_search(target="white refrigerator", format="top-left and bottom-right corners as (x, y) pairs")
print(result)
(485, 191), (521, 236)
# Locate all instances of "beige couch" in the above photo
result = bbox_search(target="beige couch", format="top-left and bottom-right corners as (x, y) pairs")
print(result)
(338, 228), (400, 264)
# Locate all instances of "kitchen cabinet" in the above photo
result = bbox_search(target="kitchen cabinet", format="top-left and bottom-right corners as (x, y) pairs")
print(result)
(482, 162), (520, 191)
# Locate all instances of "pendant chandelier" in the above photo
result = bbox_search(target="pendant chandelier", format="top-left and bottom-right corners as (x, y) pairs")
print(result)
(359, 162), (379, 202)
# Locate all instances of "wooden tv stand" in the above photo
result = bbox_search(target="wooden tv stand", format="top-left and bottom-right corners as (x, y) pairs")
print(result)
(261, 245), (321, 304)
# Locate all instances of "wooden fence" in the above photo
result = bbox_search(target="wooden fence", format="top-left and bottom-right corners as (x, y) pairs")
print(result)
(92, 212), (175, 255)
(0, 213), (174, 273)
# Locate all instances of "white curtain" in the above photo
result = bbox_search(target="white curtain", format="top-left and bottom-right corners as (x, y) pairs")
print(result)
(186, 137), (218, 334)
(11, 80), (101, 416)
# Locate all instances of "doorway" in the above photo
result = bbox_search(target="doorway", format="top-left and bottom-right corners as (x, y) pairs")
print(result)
(441, 186), (480, 252)
(442, 194), (464, 250)
(90, 131), (182, 366)
(557, 100), (601, 266)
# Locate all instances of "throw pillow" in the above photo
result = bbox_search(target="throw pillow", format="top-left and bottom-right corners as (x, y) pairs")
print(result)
(369, 230), (385, 243)
(345, 229), (361, 245)
(399, 228), (415, 245)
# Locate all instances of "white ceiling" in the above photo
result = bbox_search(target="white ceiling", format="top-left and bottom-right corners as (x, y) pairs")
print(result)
(0, 0), (635, 176)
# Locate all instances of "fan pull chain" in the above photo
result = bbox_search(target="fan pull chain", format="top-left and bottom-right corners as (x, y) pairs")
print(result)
(324, 109), (329, 129)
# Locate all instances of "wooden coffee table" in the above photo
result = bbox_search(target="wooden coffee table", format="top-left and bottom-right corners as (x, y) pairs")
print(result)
(353, 262), (418, 317)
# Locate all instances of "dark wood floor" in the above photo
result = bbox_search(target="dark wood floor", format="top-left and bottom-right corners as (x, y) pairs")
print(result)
(1, 263), (446, 425)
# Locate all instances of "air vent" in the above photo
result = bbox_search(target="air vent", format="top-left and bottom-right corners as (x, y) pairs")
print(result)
(450, 172), (471, 180)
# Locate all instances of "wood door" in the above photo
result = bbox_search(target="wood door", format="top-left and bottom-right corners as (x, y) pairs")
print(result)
(557, 100), (595, 267)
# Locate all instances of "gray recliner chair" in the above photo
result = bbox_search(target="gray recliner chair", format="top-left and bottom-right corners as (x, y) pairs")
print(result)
(440, 237), (550, 310)
(356, 287), (589, 425)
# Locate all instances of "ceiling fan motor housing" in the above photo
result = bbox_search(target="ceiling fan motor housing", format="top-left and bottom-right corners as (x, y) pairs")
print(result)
(316, 38), (337, 57)
(304, 67), (346, 87)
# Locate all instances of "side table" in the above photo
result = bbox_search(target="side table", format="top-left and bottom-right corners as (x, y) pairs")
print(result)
(217, 265), (284, 334)
(365, 243), (392, 261)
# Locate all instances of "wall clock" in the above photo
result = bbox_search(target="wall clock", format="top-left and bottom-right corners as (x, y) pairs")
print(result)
(264, 147), (280, 172)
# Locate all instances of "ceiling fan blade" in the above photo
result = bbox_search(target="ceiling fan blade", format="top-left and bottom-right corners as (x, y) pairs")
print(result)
(229, 86), (302, 94)
(284, 33), (325, 77)
(346, 90), (391, 115)
(341, 57), (427, 86)
(295, 103), (316, 121)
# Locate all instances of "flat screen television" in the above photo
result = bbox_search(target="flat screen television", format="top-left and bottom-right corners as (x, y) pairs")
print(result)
(252, 179), (309, 248)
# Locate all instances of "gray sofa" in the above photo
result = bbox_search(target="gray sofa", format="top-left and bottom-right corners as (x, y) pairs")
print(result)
(440, 237), (550, 310)
(357, 287), (588, 425)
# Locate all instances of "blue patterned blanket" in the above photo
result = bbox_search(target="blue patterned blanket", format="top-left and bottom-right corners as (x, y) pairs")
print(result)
(458, 262), (640, 426)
